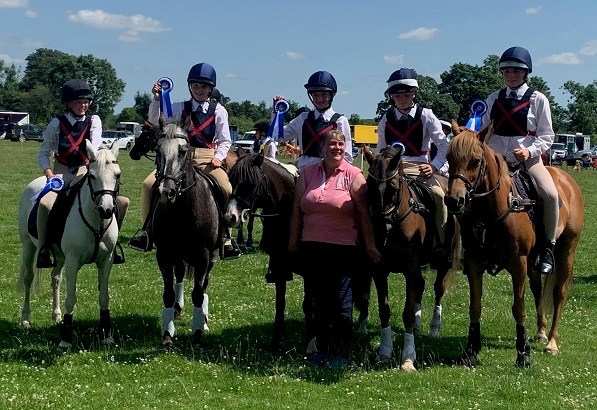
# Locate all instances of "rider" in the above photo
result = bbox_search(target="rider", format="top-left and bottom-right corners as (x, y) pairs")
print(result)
(273, 71), (353, 173)
(36, 79), (129, 268)
(481, 46), (559, 274)
(375, 68), (450, 268)
(129, 63), (241, 259)
(253, 120), (277, 159)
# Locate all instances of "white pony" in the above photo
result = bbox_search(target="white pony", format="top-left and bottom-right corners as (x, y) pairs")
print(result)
(17, 141), (121, 348)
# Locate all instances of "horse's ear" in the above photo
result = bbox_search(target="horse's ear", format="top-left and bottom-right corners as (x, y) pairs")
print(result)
(86, 139), (98, 162)
(237, 147), (247, 158)
(478, 121), (493, 143)
(158, 114), (166, 130)
(388, 147), (403, 171)
(252, 151), (265, 167)
(363, 145), (375, 166)
(450, 119), (461, 136)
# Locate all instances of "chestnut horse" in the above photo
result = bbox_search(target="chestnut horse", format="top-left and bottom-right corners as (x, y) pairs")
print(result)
(364, 144), (459, 371)
(444, 122), (584, 367)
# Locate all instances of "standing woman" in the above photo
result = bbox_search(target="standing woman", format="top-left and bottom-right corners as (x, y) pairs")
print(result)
(36, 79), (129, 268)
(482, 46), (558, 274)
(289, 129), (380, 370)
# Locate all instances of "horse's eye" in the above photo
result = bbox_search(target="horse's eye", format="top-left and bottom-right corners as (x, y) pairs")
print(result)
(470, 158), (481, 169)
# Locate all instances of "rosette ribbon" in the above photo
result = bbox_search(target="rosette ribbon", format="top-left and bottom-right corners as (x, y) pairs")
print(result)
(158, 77), (174, 118)
(465, 100), (488, 132)
(268, 99), (289, 141)
(31, 175), (64, 202)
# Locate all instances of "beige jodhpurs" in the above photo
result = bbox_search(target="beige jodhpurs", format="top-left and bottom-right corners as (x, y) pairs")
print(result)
(525, 155), (559, 241)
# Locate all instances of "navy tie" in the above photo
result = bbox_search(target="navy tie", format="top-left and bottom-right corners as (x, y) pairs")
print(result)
(509, 90), (517, 99)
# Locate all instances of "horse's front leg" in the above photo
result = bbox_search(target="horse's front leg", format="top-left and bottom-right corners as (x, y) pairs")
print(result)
(158, 251), (176, 348)
(191, 248), (211, 345)
(271, 279), (287, 352)
(510, 258), (531, 368)
(59, 258), (80, 349)
(413, 269), (426, 336)
(460, 254), (484, 367)
(19, 242), (37, 328)
(429, 264), (450, 338)
(401, 268), (424, 372)
(371, 271), (392, 363)
(97, 257), (114, 345)
(173, 261), (185, 319)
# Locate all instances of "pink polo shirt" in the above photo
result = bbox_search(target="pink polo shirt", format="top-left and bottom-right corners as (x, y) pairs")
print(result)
(300, 159), (362, 245)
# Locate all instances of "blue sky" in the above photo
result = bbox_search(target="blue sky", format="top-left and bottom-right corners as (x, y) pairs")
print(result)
(1, 0), (595, 119)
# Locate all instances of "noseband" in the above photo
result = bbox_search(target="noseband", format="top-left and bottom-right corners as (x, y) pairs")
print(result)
(155, 132), (196, 197)
(448, 155), (501, 202)
(230, 165), (279, 223)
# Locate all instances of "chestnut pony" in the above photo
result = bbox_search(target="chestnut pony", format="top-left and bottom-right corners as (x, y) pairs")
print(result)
(444, 122), (584, 367)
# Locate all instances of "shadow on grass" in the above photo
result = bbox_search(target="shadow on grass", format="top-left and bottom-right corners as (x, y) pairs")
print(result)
(574, 274), (597, 285)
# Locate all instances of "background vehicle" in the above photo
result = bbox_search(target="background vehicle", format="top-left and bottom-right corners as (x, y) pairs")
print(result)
(547, 142), (566, 165)
(116, 121), (142, 138)
(101, 130), (134, 150)
(9, 124), (44, 142)
(1, 110), (29, 140)
(231, 131), (257, 152)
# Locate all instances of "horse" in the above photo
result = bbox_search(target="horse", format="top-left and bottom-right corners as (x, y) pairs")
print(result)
(17, 141), (122, 348)
(152, 119), (224, 347)
(444, 122), (584, 367)
(224, 152), (303, 351)
(363, 144), (460, 371)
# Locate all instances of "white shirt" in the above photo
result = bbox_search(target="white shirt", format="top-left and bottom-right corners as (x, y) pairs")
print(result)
(38, 112), (102, 172)
(481, 83), (554, 163)
(261, 137), (277, 159)
(277, 107), (353, 171)
(376, 105), (448, 172)
(148, 99), (232, 161)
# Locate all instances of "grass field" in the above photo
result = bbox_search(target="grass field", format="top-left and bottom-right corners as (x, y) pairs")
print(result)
(0, 140), (595, 409)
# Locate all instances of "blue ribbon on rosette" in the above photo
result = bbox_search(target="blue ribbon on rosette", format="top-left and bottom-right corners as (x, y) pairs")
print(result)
(268, 99), (289, 141)
(31, 175), (64, 202)
(465, 100), (488, 132)
(158, 77), (174, 118)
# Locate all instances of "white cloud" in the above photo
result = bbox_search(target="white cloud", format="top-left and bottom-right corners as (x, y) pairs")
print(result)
(67, 9), (170, 36)
(0, 54), (24, 64)
(0, 0), (28, 7)
(25, 9), (36, 18)
(525, 7), (542, 15)
(542, 52), (581, 64)
(226, 73), (237, 78)
(580, 40), (597, 56)
(339, 91), (349, 95)
(384, 55), (404, 64)
(398, 27), (439, 41)
(285, 51), (304, 60)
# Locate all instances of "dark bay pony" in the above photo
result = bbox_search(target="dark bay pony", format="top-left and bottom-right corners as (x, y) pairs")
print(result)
(364, 144), (459, 371)
(224, 152), (303, 351)
(152, 119), (224, 347)
(444, 123), (584, 367)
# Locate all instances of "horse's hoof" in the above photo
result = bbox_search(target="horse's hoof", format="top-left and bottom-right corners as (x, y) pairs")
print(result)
(52, 312), (62, 324)
(375, 353), (391, 365)
(101, 336), (115, 346)
(21, 320), (31, 329)
(544, 345), (560, 356)
(515, 352), (532, 368)
(58, 340), (72, 349)
(162, 331), (173, 349)
(459, 350), (478, 368)
(192, 330), (203, 345)
(428, 328), (441, 338)
(401, 360), (417, 372)
(535, 333), (548, 344)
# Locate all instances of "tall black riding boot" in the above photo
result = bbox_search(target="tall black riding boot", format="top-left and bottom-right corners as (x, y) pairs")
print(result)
(539, 241), (555, 275)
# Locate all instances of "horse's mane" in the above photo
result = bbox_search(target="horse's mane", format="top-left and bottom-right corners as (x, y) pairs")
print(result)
(448, 128), (507, 182)
(370, 145), (403, 178)
(163, 122), (186, 140)
(228, 154), (266, 187)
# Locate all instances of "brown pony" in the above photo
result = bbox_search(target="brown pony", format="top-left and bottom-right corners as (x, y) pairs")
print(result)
(364, 145), (460, 371)
(444, 122), (584, 367)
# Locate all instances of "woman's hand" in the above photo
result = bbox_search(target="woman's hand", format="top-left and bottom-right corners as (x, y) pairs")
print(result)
(513, 148), (530, 162)
(366, 245), (382, 264)
(210, 157), (222, 168)
(418, 163), (434, 178)
(44, 169), (54, 181)
(152, 82), (161, 100)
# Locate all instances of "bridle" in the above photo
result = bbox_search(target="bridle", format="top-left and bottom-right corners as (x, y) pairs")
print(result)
(368, 159), (417, 225)
(155, 132), (197, 197)
(230, 165), (278, 223)
(448, 154), (502, 203)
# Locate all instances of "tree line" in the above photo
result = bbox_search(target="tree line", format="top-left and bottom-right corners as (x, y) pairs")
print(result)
(1, 48), (596, 137)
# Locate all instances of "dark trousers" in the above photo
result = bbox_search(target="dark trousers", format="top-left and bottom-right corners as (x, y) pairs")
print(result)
(301, 241), (354, 359)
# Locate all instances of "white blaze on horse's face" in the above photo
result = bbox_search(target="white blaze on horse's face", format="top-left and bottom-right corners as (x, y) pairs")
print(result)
(225, 196), (243, 228)
(155, 124), (190, 204)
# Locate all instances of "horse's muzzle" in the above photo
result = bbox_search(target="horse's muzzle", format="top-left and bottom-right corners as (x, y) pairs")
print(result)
(444, 195), (465, 215)
(98, 207), (115, 220)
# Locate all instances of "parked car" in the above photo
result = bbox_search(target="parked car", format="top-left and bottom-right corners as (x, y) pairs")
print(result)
(101, 130), (134, 150)
(546, 142), (566, 165)
(231, 131), (257, 153)
(9, 123), (44, 142)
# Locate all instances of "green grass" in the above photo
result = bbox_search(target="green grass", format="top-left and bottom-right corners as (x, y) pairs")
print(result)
(0, 140), (596, 409)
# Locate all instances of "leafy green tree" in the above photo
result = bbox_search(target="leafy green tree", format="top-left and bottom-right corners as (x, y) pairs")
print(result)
(19, 84), (54, 125)
(562, 80), (597, 136)
(0, 63), (24, 112)
(527, 76), (566, 132)
(133, 91), (152, 122)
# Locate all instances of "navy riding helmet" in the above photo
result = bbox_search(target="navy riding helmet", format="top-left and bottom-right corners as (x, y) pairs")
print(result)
(499, 46), (532, 73)
(304, 71), (337, 94)
(386, 68), (419, 95)
(61, 79), (93, 103)
(187, 63), (217, 86)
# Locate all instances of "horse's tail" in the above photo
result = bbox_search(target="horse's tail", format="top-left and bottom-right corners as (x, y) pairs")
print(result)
(539, 268), (573, 315)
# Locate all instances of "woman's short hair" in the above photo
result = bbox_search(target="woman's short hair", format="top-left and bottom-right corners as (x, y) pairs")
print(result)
(321, 129), (345, 145)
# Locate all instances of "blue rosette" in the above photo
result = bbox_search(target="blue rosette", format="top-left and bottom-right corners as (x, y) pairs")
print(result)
(268, 99), (289, 141)
(158, 77), (174, 118)
(31, 175), (65, 202)
(465, 99), (488, 131)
